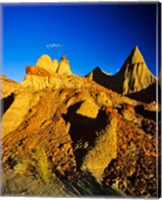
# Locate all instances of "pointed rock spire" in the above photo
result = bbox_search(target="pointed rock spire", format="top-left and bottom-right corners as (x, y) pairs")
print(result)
(129, 45), (145, 64)
(56, 56), (72, 75)
(120, 46), (156, 94)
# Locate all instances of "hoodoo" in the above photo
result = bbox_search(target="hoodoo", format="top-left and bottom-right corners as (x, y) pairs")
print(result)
(56, 56), (72, 75)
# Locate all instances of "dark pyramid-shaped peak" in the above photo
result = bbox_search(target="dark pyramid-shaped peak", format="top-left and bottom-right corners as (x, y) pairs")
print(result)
(86, 67), (111, 80)
(92, 67), (111, 76)
(93, 67), (102, 73)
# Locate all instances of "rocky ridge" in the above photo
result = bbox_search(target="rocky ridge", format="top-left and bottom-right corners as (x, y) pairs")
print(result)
(21, 55), (72, 91)
(36, 54), (58, 74)
(0, 74), (19, 98)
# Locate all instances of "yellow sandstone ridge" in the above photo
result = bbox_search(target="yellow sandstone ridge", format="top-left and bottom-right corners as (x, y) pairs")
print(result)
(21, 55), (72, 91)
(35, 54), (71, 75)
(36, 54), (58, 74)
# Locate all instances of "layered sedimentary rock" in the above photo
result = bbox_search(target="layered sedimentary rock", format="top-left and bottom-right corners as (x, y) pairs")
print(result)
(0, 75), (19, 98)
(1, 47), (160, 197)
(1, 89), (40, 136)
(21, 55), (72, 91)
(120, 46), (156, 94)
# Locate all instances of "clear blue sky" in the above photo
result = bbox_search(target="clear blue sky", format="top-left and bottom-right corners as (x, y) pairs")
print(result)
(1, 3), (159, 82)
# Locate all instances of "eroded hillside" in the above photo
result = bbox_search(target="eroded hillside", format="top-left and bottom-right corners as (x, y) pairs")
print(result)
(1, 53), (161, 197)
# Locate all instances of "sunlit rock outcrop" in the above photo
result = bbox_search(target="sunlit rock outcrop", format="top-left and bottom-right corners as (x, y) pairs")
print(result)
(56, 56), (72, 75)
(36, 54), (58, 74)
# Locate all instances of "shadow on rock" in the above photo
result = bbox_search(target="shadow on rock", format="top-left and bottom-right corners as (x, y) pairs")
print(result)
(63, 102), (108, 169)
(134, 104), (160, 121)
(1, 93), (14, 116)
(60, 171), (121, 196)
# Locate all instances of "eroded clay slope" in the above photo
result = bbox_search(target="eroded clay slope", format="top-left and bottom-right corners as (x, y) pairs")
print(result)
(86, 46), (157, 102)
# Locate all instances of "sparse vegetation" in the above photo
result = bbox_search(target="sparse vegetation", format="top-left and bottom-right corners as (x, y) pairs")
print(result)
(14, 148), (51, 184)
(30, 148), (50, 183)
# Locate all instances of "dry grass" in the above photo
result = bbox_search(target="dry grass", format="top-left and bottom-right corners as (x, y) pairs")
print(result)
(14, 148), (50, 184)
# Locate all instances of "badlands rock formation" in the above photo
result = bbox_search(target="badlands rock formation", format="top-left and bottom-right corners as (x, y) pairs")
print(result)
(35, 54), (72, 76)
(81, 110), (117, 180)
(21, 55), (72, 91)
(1, 88), (40, 136)
(56, 56), (72, 75)
(36, 54), (58, 74)
(119, 46), (156, 94)
(0, 74), (18, 98)
(86, 46), (157, 102)
(1, 48), (160, 197)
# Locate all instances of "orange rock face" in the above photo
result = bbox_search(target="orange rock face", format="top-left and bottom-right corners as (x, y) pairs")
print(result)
(26, 66), (51, 76)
